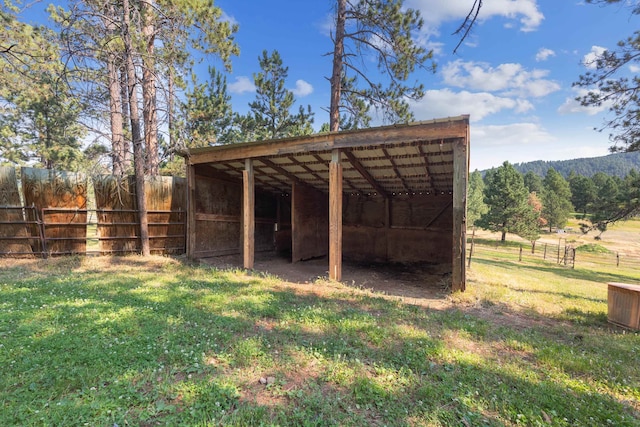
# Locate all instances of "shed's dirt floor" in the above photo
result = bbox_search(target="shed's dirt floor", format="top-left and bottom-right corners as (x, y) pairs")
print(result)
(200, 252), (452, 305)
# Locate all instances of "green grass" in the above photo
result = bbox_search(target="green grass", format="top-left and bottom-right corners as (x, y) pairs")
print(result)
(576, 243), (613, 254)
(1, 254), (639, 426)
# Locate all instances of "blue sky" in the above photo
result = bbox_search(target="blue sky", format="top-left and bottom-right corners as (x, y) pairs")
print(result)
(17, 0), (638, 170)
(206, 0), (639, 171)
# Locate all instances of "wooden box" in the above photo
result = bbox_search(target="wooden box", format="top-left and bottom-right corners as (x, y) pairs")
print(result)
(608, 282), (640, 330)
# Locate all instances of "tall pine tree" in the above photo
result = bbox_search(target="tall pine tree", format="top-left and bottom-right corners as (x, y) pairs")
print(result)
(248, 50), (314, 140)
(467, 170), (488, 227)
(478, 162), (537, 242)
(541, 168), (574, 232)
(328, 0), (433, 131)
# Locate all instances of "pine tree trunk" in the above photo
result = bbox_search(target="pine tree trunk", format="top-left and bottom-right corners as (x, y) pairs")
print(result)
(104, 3), (125, 176)
(329, 0), (346, 132)
(120, 66), (131, 172)
(123, 0), (150, 256)
(141, 0), (159, 175)
(107, 56), (125, 176)
(168, 66), (175, 162)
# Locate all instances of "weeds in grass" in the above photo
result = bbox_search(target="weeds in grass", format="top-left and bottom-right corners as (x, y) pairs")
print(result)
(0, 255), (639, 426)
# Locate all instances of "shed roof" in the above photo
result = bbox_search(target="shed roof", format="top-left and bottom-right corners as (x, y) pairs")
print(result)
(184, 115), (469, 197)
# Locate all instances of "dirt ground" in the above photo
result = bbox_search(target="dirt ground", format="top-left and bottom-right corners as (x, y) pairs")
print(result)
(200, 252), (453, 305)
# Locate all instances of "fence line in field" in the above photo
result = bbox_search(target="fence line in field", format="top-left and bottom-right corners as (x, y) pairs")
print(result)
(467, 238), (640, 270)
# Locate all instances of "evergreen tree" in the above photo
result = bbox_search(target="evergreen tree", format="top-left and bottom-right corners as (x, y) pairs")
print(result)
(518, 193), (542, 245)
(328, 0), (433, 131)
(569, 174), (596, 216)
(541, 168), (574, 232)
(589, 172), (621, 233)
(528, 191), (547, 228)
(574, 0), (640, 151)
(477, 162), (537, 242)
(249, 50), (314, 140)
(182, 67), (236, 147)
(467, 170), (488, 227)
(523, 171), (543, 194)
(49, 0), (239, 175)
(1, 2), (85, 169)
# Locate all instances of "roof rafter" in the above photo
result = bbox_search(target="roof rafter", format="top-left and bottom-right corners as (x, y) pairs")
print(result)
(344, 151), (389, 198)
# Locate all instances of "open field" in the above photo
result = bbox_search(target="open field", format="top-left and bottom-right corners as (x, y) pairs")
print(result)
(1, 222), (639, 426)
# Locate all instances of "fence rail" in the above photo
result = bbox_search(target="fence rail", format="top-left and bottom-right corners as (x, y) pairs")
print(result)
(0, 206), (186, 257)
(467, 238), (640, 270)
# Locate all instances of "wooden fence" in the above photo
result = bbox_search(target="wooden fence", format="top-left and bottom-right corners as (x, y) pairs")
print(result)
(0, 167), (186, 257)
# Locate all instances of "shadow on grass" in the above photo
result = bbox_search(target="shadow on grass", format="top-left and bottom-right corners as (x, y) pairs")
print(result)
(1, 259), (639, 426)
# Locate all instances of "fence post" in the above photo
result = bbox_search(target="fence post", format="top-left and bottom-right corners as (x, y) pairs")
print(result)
(617, 252), (620, 267)
(572, 248), (576, 269)
(35, 207), (48, 259)
(543, 243), (547, 260)
(467, 226), (476, 268)
(557, 243), (561, 264)
(519, 245), (523, 262)
(531, 241), (536, 254)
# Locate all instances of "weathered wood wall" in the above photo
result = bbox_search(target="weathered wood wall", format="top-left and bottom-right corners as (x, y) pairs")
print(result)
(22, 167), (87, 255)
(194, 175), (242, 257)
(292, 182), (329, 262)
(275, 194), (292, 253)
(193, 171), (276, 258)
(0, 167), (32, 255)
(343, 194), (453, 265)
(145, 176), (186, 254)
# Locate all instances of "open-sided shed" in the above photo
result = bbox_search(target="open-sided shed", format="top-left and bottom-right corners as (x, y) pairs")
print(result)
(183, 115), (469, 292)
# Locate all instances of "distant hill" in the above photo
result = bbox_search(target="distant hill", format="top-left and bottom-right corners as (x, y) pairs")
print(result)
(485, 151), (640, 178)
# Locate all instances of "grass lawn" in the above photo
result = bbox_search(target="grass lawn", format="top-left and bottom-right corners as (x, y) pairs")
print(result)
(1, 252), (639, 426)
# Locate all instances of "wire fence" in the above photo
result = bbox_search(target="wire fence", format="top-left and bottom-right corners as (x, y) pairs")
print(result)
(467, 237), (640, 270)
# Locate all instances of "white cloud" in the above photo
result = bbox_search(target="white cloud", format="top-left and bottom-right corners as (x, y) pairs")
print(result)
(630, 65), (640, 73)
(405, 0), (544, 32)
(228, 76), (255, 94)
(292, 80), (314, 97)
(535, 48), (555, 62)
(582, 45), (606, 69)
(408, 88), (533, 122)
(221, 12), (238, 27)
(473, 123), (554, 146)
(558, 88), (609, 116)
(469, 122), (557, 170)
(442, 60), (560, 97)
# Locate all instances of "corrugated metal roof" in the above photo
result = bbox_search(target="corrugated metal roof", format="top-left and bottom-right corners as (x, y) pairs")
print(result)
(186, 116), (469, 197)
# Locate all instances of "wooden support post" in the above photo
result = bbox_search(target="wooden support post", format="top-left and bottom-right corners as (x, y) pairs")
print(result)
(186, 162), (196, 259)
(329, 149), (343, 281)
(451, 136), (468, 292)
(243, 158), (255, 269)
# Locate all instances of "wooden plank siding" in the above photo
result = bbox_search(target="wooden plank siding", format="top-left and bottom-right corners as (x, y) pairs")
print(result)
(291, 182), (328, 262)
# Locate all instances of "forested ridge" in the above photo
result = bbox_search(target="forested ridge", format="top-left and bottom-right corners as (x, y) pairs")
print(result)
(505, 151), (640, 178)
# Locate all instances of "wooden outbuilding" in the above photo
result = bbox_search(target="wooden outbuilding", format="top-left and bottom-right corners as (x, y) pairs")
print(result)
(182, 115), (470, 292)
